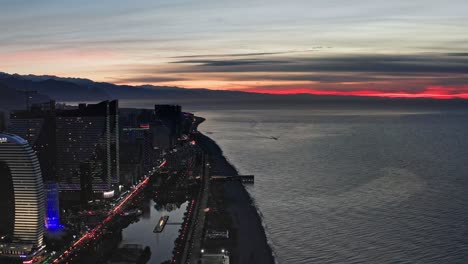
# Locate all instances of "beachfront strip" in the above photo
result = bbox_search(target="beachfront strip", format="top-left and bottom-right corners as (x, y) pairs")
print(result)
(1, 102), (274, 264)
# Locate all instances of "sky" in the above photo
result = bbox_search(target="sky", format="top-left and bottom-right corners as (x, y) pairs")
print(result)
(1, 0), (468, 98)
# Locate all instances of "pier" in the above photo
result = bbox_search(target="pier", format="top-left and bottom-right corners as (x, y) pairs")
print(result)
(211, 175), (254, 184)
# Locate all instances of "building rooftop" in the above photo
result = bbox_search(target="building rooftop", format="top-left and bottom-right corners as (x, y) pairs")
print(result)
(0, 133), (28, 145)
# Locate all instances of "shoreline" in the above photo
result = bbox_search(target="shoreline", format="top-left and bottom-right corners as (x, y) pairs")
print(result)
(196, 132), (275, 264)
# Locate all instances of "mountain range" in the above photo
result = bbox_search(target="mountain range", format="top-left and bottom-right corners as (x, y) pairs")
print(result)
(0, 71), (267, 110)
(1, 71), (468, 112)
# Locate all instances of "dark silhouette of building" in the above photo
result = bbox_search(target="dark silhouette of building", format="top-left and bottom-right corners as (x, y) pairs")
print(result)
(9, 101), (57, 181)
(119, 108), (159, 182)
(56, 100), (119, 195)
(8, 101), (61, 229)
(120, 126), (153, 179)
(80, 162), (94, 205)
(119, 141), (143, 186)
(154, 105), (182, 145)
(9, 100), (120, 205)
(151, 120), (171, 150)
(0, 111), (6, 132)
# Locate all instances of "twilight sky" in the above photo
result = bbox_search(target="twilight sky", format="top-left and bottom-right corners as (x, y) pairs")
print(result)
(1, 0), (468, 98)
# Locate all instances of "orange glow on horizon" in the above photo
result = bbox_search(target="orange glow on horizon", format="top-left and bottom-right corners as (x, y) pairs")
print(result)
(243, 87), (468, 100)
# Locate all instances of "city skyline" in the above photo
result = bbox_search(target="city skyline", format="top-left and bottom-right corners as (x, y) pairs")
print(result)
(1, 0), (468, 98)
(2, 2), (468, 263)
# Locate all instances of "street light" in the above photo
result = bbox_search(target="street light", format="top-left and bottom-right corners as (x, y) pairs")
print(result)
(200, 249), (204, 254)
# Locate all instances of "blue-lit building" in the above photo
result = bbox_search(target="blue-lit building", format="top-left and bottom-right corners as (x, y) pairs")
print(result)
(44, 182), (62, 230)
(9, 101), (62, 230)
(9, 100), (120, 206)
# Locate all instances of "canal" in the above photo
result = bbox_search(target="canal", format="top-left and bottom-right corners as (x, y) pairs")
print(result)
(119, 198), (189, 264)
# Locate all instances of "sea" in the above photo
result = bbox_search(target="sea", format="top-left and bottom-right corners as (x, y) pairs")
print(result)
(113, 98), (468, 263)
(192, 105), (468, 264)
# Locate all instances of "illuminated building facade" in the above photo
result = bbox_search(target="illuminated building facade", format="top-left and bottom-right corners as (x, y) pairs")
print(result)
(0, 133), (45, 257)
(8, 100), (120, 210)
(9, 101), (61, 230)
(44, 182), (61, 230)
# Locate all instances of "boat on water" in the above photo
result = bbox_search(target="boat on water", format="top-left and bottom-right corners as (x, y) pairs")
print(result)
(153, 215), (169, 233)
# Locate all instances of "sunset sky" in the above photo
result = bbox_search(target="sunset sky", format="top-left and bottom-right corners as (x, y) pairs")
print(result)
(1, 0), (468, 98)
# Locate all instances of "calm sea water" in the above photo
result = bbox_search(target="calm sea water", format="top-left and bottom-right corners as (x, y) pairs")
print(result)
(195, 108), (468, 264)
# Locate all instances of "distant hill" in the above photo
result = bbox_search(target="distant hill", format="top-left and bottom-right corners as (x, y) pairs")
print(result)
(0, 71), (261, 102)
(1, 71), (468, 111)
(0, 79), (50, 112)
(0, 71), (294, 110)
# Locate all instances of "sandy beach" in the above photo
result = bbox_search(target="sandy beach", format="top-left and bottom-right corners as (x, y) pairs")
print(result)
(196, 132), (275, 264)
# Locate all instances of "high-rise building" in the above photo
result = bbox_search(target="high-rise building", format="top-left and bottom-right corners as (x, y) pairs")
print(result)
(119, 109), (159, 185)
(44, 182), (61, 230)
(9, 101), (61, 229)
(154, 105), (182, 145)
(0, 133), (45, 258)
(0, 111), (6, 132)
(56, 100), (119, 194)
(9, 101), (57, 182)
(120, 125), (153, 173)
(119, 141), (143, 186)
(151, 120), (171, 150)
(9, 100), (120, 204)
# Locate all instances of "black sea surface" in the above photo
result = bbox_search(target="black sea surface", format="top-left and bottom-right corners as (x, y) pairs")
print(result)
(195, 107), (468, 264)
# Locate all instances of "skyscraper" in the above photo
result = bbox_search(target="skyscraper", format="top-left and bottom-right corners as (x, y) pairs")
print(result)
(0, 133), (45, 257)
(8, 100), (120, 204)
(55, 100), (119, 195)
(9, 101), (61, 229)
(9, 101), (57, 182)
(0, 111), (6, 132)
(154, 105), (182, 145)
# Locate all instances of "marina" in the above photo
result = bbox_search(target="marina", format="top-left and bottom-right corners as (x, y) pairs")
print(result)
(120, 200), (189, 264)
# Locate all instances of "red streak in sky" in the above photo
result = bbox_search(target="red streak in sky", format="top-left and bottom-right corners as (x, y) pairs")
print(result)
(245, 87), (468, 99)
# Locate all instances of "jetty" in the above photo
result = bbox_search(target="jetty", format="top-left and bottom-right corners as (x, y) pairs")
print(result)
(211, 175), (254, 184)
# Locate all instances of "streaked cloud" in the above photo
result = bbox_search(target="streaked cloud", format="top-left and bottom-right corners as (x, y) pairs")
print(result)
(0, 0), (467, 98)
(111, 76), (188, 84)
(170, 49), (324, 59)
(169, 54), (468, 74)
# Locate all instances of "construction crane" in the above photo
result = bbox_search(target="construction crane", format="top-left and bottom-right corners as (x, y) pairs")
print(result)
(17, 89), (38, 111)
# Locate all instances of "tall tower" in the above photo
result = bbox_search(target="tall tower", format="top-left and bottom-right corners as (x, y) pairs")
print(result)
(0, 133), (45, 253)
(154, 105), (182, 146)
(55, 100), (119, 194)
(9, 101), (60, 229)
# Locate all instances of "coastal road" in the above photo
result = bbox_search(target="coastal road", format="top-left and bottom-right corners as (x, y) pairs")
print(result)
(185, 153), (210, 264)
(51, 177), (151, 264)
(196, 133), (275, 264)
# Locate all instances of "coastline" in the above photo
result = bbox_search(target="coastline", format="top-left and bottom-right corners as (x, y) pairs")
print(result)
(196, 132), (276, 264)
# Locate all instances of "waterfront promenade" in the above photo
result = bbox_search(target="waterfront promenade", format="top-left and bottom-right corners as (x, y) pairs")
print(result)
(185, 153), (210, 263)
(192, 133), (275, 264)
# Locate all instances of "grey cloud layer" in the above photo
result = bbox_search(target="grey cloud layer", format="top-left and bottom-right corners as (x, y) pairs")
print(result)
(116, 52), (468, 92)
(169, 54), (468, 74)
